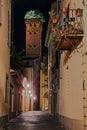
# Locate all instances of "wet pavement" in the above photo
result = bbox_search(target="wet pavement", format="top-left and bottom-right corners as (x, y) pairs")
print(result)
(5, 111), (65, 130)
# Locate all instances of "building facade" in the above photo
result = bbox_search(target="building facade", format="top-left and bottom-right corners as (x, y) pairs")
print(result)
(45, 0), (87, 130)
(0, 0), (11, 127)
(10, 70), (24, 118)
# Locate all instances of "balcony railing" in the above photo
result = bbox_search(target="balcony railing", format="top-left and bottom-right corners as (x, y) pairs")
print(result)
(55, 8), (84, 51)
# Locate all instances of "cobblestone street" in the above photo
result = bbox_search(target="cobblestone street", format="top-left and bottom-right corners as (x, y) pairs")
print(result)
(5, 111), (65, 130)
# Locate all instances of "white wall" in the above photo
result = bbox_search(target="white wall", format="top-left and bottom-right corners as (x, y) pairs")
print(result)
(59, 51), (83, 120)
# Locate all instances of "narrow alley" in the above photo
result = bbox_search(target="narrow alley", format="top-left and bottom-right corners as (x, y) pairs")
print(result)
(1, 0), (87, 130)
(5, 111), (65, 130)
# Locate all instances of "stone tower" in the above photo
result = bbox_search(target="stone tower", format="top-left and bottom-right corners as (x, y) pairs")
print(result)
(25, 17), (42, 59)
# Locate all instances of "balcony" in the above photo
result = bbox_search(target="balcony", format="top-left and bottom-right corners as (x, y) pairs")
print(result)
(55, 8), (84, 51)
(55, 30), (83, 50)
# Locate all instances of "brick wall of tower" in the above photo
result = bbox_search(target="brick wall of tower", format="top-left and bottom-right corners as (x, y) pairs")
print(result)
(25, 18), (42, 59)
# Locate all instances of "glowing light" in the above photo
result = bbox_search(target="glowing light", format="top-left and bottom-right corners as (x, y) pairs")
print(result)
(27, 84), (30, 87)
(33, 96), (36, 100)
(29, 90), (31, 94)
(30, 94), (33, 97)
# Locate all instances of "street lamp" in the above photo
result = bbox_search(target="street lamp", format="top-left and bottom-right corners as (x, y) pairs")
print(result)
(33, 96), (36, 101)
(29, 90), (31, 94)
(30, 94), (32, 97)
(27, 83), (30, 87)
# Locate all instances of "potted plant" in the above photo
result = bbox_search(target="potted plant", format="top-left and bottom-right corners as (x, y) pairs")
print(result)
(76, 8), (83, 17)
(62, 7), (67, 14)
(58, 25), (63, 34)
(52, 18), (57, 24)
(48, 9), (58, 22)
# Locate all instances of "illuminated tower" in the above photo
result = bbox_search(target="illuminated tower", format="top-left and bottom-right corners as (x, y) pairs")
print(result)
(25, 10), (43, 59)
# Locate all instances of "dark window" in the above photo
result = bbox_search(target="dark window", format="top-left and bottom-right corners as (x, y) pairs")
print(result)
(34, 23), (36, 27)
(29, 45), (32, 48)
(34, 31), (36, 35)
(29, 32), (32, 35)
(28, 30), (32, 35)
(30, 23), (32, 27)
(34, 45), (36, 48)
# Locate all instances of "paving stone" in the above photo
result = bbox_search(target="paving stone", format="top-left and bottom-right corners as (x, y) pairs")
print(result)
(6, 111), (66, 130)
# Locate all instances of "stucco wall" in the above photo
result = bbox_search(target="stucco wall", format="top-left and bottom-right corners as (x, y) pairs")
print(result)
(57, 0), (87, 130)
(0, 0), (10, 118)
(59, 51), (83, 120)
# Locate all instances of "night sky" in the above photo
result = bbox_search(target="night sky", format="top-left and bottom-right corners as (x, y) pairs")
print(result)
(14, 0), (56, 56)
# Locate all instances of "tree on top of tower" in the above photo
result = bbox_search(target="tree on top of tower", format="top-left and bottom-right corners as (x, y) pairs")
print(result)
(24, 10), (45, 23)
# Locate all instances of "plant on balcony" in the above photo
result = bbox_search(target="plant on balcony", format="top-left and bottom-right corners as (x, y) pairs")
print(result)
(75, 8), (83, 17)
(62, 7), (67, 14)
(48, 9), (58, 23)
(49, 31), (56, 43)
(58, 25), (63, 34)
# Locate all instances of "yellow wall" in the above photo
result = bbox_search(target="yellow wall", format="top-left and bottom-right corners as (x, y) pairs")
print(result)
(0, 0), (10, 117)
(40, 70), (48, 111)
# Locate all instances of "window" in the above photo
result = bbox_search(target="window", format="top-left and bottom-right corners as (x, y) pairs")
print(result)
(34, 45), (36, 48)
(0, 0), (2, 25)
(29, 23), (32, 27)
(34, 31), (36, 35)
(34, 22), (36, 27)
(5, 73), (9, 103)
(29, 45), (32, 48)
(28, 30), (32, 35)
